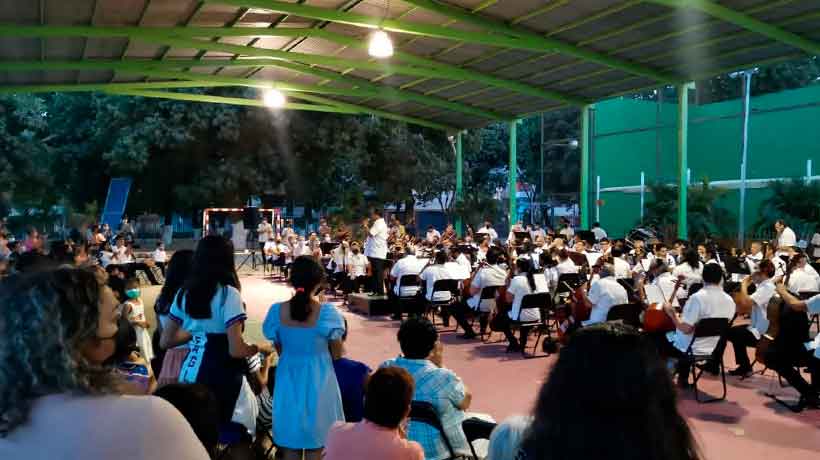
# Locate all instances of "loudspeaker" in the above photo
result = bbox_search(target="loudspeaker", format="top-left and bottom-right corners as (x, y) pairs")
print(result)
(243, 207), (260, 229)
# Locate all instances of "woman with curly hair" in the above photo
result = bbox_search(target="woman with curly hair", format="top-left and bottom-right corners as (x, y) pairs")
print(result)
(0, 267), (208, 460)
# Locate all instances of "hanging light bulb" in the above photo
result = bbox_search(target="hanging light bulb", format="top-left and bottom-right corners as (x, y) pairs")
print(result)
(368, 29), (393, 58)
(263, 88), (286, 108)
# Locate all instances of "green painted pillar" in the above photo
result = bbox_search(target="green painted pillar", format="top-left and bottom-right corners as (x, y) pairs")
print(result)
(677, 84), (690, 240)
(579, 105), (591, 229)
(509, 120), (518, 225)
(455, 131), (464, 237)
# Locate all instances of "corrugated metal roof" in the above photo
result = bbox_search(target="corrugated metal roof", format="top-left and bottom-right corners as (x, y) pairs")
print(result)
(0, 0), (818, 131)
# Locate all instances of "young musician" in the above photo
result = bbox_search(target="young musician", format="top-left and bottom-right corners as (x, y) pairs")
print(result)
(672, 249), (704, 298)
(419, 251), (456, 304)
(425, 225), (441, 244)
(497, 258), (549, 352)
(653, 244), (677, 269)
(744, 241), (764, 272)
(788, 252), (820, 293)
(329, 241), (350, 292)
(451, 247), (508, 339)
(555, 249), (578, 275)
(476, 220), (498, 242)
(721, 259), (776, 377)
(655, 263), (736, 388)
(770, 284), (820, 410)
(364, 208), (389, 295)
(346, 242), (370, 295)
(591, 222), (607, 242)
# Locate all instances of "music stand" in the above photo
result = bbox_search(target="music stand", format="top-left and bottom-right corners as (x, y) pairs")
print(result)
(321, 242), (339, 256)
(236, 249), (259, 271)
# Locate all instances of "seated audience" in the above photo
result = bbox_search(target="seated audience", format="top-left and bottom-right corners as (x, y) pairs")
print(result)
(334, 319), (372, 423)
(518, 323), (701, 460)
(0, 267), (209, 459)
(324, 367), (424, 460)
(381, 318), (493, 460)
(105, 316), (157, 395)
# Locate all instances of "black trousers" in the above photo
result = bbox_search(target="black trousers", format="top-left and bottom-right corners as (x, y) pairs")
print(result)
(722, 325), (759, 369)
(367, 257), (387, 295)
(651, 332), (692, 384)
(451, 301), (487, 336)
(768, 343), (819, 400)
(494, 313), (533, 349)
(342, 275), (367, 295)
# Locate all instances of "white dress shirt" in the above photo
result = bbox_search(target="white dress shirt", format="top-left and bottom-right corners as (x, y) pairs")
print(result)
(364, 218), (389, 259)
(425, 229), (441, 243)
(420, 264), (456, 302)
(805, 295), (820, 358)
(583, 277), (628, 326)
(788, 267), (820, 293)
(390, 255), (428, 296)
(669, 285), (736, 354)
(476, 226), (498, 241)
(346, 253), (369, 279)
(556, 259), (578, 275)
(613, 257), (632, 280)
(467, 264), (507, 311)
(777, 226), (797, 250)
(748, 279), (776, 339)
(591, 227), (607, 241)
(507, 274), (549, 322)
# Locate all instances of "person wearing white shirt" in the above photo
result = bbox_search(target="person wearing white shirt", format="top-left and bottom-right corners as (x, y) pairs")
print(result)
(576, 264), (628, 327)
(364, 209), (389, 295)
(612, 249), (632, 280)
(452, 247), (508, 339)
(152, 242), (167, 274)
(329, 242), (349, 291)
(345, 242), (370, 294)
(744, 241), (764, 272)
(455, 251), (471, 270)
(530, 224), (546, 241)
(555, 251), (578, 276)
(497, 258), (549, 352)
(475, 221), (498, 242)
(591, 222), (607, 242)
(774, 219), (797, 255)
(788, 253), (820, 293)
(771, 285), (820, 409)
(419, 251), (456, 303)
(390, 248), (427, 297)
(654, 263), (736, 387)
(810, 229), (820, 260)
(425, 226), (442, 244)
(653, 244), (676, 269)
(672, 250), (704, 298)
(721, 259), (777, 376)
(257, 218), (273, 249)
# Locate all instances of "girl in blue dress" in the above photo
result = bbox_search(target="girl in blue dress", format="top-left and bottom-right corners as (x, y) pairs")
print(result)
(263, 255), (346, 460)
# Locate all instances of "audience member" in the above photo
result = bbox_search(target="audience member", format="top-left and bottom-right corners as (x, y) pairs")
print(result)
(154, 249), (195, 386)
(154, 384), (221, 458)
(263, 255), (346, 460)
(324, 367), (423, 460)
(124, 277), (154, 363)
(518, 323), (701, 460)
(333, 318), (372, 423)
(487, 415), (532, 460)
(161, 236), (271, 437)
(0, 267), (209, 459)
(381, 318), (485, 460)
(105, 316), (157, 395)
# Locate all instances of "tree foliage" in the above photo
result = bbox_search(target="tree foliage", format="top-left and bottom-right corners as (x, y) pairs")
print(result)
(643, 180), (735, 241)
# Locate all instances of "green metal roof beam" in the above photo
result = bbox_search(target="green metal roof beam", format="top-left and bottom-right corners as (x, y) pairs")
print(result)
(104, 89), (361, 114)
(208, 0), (678, 83)
(393, 0), (676, 82)
(0, 81), (235, 94)
(647, 0), (820, 55)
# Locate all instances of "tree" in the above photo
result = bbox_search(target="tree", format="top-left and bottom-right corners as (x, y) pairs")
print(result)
(643, 179), (734, 242)
(755, 179), (820, 235)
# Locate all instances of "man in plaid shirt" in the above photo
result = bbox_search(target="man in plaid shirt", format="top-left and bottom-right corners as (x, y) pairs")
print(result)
(381, 318), (473, 460)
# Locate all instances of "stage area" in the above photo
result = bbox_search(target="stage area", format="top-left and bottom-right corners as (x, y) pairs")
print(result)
(145, 273), (819, 460)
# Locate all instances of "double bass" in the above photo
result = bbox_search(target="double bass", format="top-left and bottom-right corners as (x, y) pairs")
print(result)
(754, 259), (799, 366)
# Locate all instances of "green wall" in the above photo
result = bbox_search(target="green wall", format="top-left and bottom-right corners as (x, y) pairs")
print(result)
(592, 85), (820, 238)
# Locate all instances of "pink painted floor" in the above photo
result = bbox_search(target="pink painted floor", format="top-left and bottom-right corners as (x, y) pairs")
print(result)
(239, 274), (820, 460)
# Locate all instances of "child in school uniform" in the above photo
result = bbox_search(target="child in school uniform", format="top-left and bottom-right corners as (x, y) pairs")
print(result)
(124, 277), (154, 363)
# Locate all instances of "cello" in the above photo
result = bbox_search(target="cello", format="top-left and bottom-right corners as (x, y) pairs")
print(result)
(754, 259), (797, 366)
(640, 274), (684, 333)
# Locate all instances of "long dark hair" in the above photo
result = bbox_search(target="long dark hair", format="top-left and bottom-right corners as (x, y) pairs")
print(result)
(520, 323), (700, 460)
(182, 236), (240, 319)
(516, 257), (536, 291)
(154, 249), (194, 316)
(682, 248), (701, 269)
(289, 255), (326, 322)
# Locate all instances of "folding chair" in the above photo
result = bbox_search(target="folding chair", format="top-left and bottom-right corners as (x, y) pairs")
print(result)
(606, 303), (643, 329)
(554, 273), (583, 304)
(469, 285), (499, 340)
(684, 317), (730, 403)
(462, 417), (496, 460)
(510, 292), (551, 356)
(395, 274), (423, 319)
(426, 279), (459, 329)
(409, 401), (457, 460)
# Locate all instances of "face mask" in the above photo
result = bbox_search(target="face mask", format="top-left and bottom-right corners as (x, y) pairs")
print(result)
(125, 288), (141, 299)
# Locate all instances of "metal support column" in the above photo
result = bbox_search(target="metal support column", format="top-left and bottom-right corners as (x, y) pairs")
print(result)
(455, 132), (464, 237)
(580, 105), (591, 229)
(677, 84), (691, 240)
(509, 120), (518, 225)
(738, 71), (753, 248)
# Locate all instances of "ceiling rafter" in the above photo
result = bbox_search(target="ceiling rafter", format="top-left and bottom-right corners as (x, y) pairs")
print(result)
(0, 25), (587, 105)
(207, 0), (679, 82)
(647, 0), (820, 55)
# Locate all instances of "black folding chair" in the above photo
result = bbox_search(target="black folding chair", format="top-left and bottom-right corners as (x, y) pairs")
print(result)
(606, 303), (643, 329)
(684, 317), (730, 403)
(470, 285), (499, 339)
(395, 274), (423, 318)
(462, 418), (496, 460)
(510, 292), (551, 356)
(409, 401), (457, 460)
(426, 279), (460, 329)
(554, 273), (583, 303)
